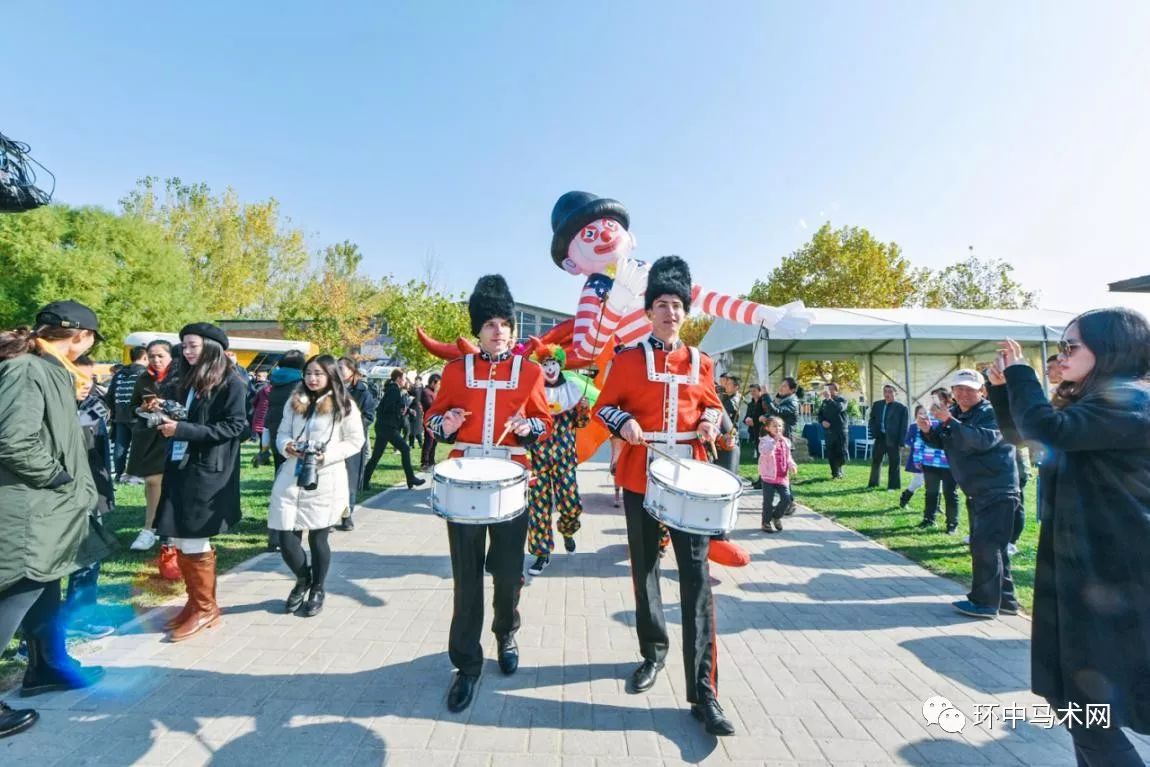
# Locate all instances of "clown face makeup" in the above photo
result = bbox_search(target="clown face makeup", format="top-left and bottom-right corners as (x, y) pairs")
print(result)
(541, 358), (563, 384)
(561, 217), (635, 276)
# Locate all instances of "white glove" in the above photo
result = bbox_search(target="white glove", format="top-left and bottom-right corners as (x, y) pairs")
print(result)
(606, 257), (648, 313)
(776, 301), (814, 335)
(753, 300), (813, 334)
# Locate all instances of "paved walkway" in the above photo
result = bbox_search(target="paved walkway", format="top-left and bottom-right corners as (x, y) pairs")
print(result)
(4, 461), (1149, 766)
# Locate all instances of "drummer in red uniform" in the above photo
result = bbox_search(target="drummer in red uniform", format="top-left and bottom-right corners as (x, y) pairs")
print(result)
(594, 255), (736, 736)
(424, 274), (553, 713)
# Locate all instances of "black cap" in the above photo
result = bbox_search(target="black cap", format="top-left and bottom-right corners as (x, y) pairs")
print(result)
(35, 300), (104, 342)
(549, 191), (630, 268)
(180, 322), (229, 351)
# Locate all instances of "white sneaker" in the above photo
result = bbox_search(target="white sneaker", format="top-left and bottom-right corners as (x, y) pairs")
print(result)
(1006, 543), (1019, 556)
(129, 528), (158, 551)
(125, 475), (145, 485)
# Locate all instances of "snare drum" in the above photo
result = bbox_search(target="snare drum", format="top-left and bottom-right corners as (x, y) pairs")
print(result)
(431, 456), (528, 524)
(644, 457), (742, 536)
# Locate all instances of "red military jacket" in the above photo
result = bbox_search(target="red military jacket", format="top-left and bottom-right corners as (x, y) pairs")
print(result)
(424, 350), (553, 470)
(594, 335), (723, 494)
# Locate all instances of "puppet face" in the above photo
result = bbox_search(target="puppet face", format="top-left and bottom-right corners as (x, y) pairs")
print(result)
(541, 358), (563, 383)
(561, 217), (635, 276)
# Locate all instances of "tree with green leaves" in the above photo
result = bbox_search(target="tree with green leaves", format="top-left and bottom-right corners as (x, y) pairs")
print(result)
(919, 254), (1038, 309)
(380, 280), (471, 372)
(119, 177), (308, 319)
(279, 241), (389, 357)
(0, 205), (206, 355)
(748, 222), (925, 389)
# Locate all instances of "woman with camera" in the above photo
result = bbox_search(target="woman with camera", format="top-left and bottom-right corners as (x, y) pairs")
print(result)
(268, 355), (365, 617)
(126, 339), (175, 552)
(153, 323), (249, 642)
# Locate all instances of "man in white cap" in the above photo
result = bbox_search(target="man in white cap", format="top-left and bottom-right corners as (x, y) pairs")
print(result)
(917, 369), (1020, 619)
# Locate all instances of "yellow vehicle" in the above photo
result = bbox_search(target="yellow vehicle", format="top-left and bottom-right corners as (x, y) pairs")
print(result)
(122, 332), (318, 372)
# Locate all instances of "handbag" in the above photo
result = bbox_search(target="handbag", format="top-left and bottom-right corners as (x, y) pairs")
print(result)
(158, 543), (182, 581)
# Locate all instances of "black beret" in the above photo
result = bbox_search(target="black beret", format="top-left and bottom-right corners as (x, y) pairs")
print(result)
(180, 322), (229, 350)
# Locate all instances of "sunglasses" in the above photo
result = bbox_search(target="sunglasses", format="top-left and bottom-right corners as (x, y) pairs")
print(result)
(1058, 339), (1083, 357)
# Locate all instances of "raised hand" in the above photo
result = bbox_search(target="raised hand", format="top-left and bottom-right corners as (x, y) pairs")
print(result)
(606, 257), (647, 312)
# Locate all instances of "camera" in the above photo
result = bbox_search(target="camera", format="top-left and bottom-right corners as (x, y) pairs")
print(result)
(135, 399), (189, 429)
(295, 440), (327, 491)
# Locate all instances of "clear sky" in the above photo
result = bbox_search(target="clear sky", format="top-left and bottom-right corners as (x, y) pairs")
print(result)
(7, 1), (1150, 318)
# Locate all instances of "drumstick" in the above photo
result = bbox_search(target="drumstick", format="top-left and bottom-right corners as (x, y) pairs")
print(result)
(643, 441), (691, 469)
(495, 407), (525, 447)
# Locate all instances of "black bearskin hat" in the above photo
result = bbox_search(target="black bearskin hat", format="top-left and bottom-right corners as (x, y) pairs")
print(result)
(549, 191), (630, 268)
(644, 256), (693, 312)
(468, 274), (516, 336)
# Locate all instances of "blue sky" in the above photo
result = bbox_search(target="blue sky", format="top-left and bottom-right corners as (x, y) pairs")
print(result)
(8, 1), (1150, 317)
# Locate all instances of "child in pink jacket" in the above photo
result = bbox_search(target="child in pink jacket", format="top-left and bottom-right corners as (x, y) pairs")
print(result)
(759, 416), (798, 532)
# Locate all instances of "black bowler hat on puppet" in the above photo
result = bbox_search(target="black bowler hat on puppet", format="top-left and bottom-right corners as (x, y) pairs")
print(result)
(468, 275), (516, 336)
(644, 256), (693, 312)
(180, 322), (230, 351)
(549, 191), (630, 268)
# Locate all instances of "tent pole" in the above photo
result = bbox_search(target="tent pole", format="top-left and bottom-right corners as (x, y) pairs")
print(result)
(902, 325), (913, 409)
(1040, 328), (1050, 390)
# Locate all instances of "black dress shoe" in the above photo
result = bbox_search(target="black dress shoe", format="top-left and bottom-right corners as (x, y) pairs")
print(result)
(629, 659), (664, 693)
(497, 635), (519, 675)
(692, 698), (736, 736)
(447, 672), (478, 712)
(0, 701), (38, 738)
(407, 477), (426, 489)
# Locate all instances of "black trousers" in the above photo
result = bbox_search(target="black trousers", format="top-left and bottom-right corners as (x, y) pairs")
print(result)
(364, 427), (417, 485)
(762, 483), (793, 525)
(922, 467), (960, 527)
(420, 431), (437, 468)
(826, 437), (847, 478)
(967, 495), (1019, 610)
(623, 490), (717, 704)
(1070, 722), (1143, 767)
(0, 578), (69, 668)
(345, 446), (366, 516)
(446, 512), (528, 676)
(112, 422), (133, 477)
(868, 441), (901, 488)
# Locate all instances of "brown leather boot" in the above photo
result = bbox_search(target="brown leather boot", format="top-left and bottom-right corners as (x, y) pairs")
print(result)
(168, 549), (221, 642)
(163, 551), (195, 631)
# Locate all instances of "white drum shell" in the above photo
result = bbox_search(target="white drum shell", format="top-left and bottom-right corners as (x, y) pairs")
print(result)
(644, 458), (742, 536)
(432, 457), (528, 525)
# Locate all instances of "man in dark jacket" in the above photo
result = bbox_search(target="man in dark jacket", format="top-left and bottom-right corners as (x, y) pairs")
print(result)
(743, 384), (765, 444)
(818, 383), (849, 479)
(104, 345), (147, 481)
(364, 369), (424, 489)
(867, 384), (909, 489)
(265, 351), (306, 474)
(762, 377), (799, 439)
(919, 369), (1020, 619)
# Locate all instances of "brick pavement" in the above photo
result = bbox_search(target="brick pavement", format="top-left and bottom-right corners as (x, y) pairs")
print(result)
(3, 460), (1148, 766)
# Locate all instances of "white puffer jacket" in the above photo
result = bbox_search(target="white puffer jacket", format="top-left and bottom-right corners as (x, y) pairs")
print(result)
(268, 391), (364, 531)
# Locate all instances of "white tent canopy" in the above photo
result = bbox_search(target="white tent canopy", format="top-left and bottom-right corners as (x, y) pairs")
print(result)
(700, 307), (1075, 406)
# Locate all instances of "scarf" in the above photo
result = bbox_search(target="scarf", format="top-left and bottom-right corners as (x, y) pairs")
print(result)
(35, 338), (90, 399)
(150, 363), (170, 383)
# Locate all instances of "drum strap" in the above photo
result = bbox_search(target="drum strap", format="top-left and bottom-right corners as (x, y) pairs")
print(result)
(464, 354), (523, 449)
(642, 340), (700, 448)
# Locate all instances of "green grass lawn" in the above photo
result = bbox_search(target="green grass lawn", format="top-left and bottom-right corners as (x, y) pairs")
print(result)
(1, 439), (439, 689)
(737, 453), (1039, 613)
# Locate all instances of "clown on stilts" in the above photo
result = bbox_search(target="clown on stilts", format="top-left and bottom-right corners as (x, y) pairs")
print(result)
(525, 343), (591, 576)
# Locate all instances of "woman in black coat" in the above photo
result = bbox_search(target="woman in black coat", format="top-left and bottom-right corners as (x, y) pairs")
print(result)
(995, 308), (1150, 767)
(153, 323), (249, 643)
(336, 357), (376, 531)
